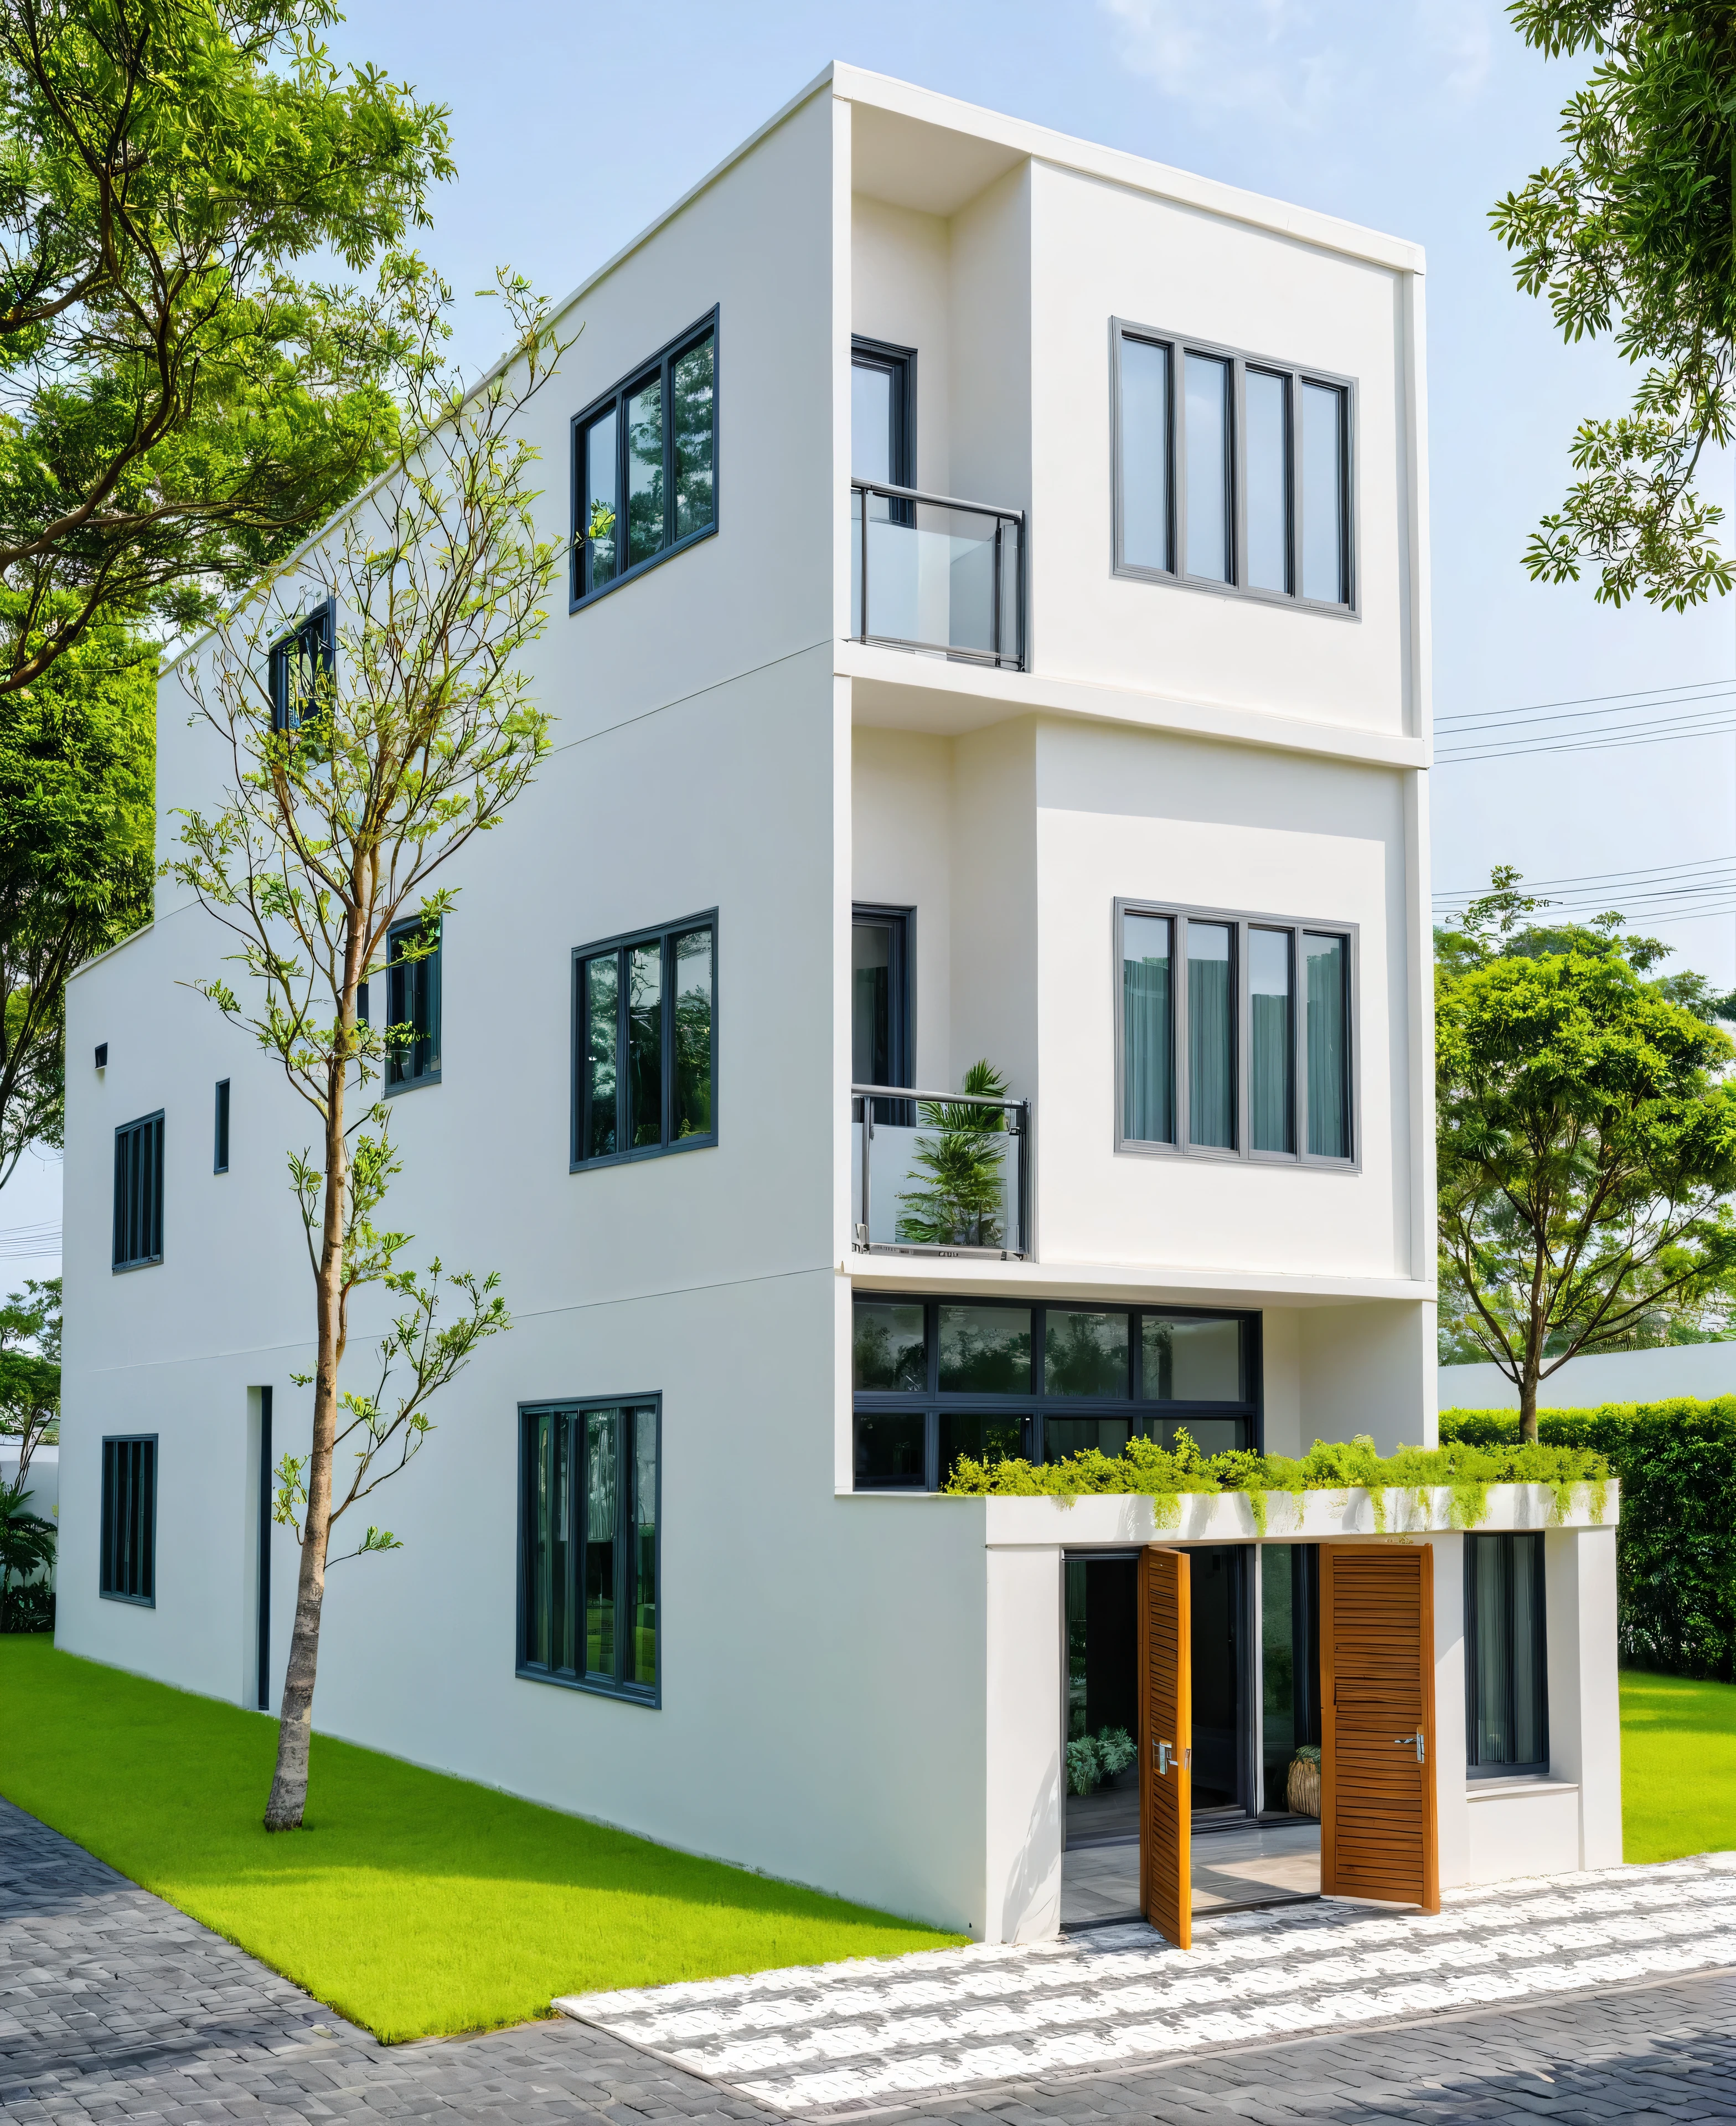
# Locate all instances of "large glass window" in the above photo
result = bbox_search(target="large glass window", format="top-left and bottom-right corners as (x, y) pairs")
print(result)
(1115, 323), (1355, 611)
(574, 915), (716, 1167)
(112, 1111), (164, 1271)
(1465, 1532), (1548, 1776)
(852, 1296), (1258, 1489)
(520, 1399), (659, 1702)
(100, 1434), (157, 1604)
(385, 916), (441, 1092)
(573, 314), (717, 606)
(1118, 902), (1355, 1167)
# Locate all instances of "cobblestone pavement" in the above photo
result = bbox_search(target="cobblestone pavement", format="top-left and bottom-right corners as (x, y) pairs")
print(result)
(4, 1795), (1736, 2125)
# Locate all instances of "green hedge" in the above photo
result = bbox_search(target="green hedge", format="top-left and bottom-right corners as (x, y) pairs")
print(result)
(1440, 1400), (1736, 1682)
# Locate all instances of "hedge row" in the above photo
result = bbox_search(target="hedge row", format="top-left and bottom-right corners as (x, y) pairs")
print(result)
(1440, 1400), (1736, 1682)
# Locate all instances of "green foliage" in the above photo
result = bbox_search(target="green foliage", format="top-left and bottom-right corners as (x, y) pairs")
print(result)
(1065, 1725), (1135, 1797)
(0, 1469), (54, 1629)
(0, 619), (153, 1178)
(1435, 868), (1736, 1436)
(0, 0), (455, 689)
(0, 1274), (57, 1478)
(943, 1427), (1610, 1531)
(1442, 1397), (1736, 1680)
(1494, 1), (1736, 610)
(896, 1059), (1010, 1248)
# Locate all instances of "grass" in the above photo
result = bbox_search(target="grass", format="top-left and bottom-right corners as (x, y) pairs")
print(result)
(1620, 1667), (1736, 1864)
(0, 1639), (963, 2041)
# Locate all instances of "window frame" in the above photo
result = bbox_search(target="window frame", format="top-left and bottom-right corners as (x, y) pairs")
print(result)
(850, 334), (917, 493)
(515, 1394), (662, 1707)
(112, 1109), (165, 1271)
(1110, 319), (1358, 619)
(383, 915), (442, 1096)
(213, 1080), (230, 1174)
(268, 597), (336, 731)
(569, 308), (720, 612)
(851, 1293), (1263, 1492)
(570, 909), (719, 1172)
(100, 1433), (158, 1606)
(1113, 899), (1359, 1172)
(851, 902), (914, 1123)
(1464, 1531), (1550, 1779)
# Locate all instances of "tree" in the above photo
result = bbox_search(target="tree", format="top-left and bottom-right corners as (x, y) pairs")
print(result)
(0, 1272), (59, 1483)
(1437, 878), (1736, 1438)
(1493, 2), (1736, 610)
(0, 0), (454, 693)
(0, 619), (152, 1184)
(897, 1060), (1011, 1248)
(167, 259), (570, 1829)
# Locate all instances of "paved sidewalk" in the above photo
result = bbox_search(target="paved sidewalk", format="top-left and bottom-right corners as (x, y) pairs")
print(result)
(4, 1794), (1736, 2123)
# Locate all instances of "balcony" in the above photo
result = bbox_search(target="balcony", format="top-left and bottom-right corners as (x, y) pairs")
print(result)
(851, 1083), (1032, 1260)
(850, 481), (1025, 672)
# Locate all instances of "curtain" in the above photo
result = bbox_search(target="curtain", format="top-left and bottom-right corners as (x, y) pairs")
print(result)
(1249, 992), (1291, 1152)
(1122, 941), (1172, 1142)
(1305, 935), (1348, 1157)
(1189, 946), (1233, 1148)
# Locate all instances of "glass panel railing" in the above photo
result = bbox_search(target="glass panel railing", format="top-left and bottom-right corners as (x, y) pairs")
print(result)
(850, 482), (1024, 670)
(850, 1083), (1031, 1258)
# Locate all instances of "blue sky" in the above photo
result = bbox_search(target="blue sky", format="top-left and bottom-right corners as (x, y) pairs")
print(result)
(5, 0), (1734, 1276)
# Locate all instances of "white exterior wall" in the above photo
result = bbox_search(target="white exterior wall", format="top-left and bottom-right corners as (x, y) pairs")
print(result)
(1443, 1345), (1736, 1410)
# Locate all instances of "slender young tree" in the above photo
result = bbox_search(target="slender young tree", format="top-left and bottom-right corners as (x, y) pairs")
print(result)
(168, 258), (570, 1828)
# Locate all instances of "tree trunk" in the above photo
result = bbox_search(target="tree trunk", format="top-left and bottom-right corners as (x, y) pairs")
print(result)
(1518, 1370), (1539, 1446)
(263, 1043), (350, 1830)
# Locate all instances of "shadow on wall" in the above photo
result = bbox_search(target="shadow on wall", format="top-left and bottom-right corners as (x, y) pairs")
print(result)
(999, 1750), (1066, 1942)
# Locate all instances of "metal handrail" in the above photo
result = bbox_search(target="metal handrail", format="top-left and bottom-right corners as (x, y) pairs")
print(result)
(851, 1082), (1032, 1260)
(850, 479), (1026, 673)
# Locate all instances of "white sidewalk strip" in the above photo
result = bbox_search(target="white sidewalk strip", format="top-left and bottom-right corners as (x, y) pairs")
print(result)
(555, 1855), (1736, 2114)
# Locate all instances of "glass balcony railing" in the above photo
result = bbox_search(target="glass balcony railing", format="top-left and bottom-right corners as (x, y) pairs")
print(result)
(850, 481), (1025, 671)
(851, 1082), (1032, 1259)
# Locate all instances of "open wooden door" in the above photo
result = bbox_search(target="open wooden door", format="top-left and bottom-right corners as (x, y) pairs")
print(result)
(1320, 1544), (1439, 1912)
(1137, 1544), (1191, 1948)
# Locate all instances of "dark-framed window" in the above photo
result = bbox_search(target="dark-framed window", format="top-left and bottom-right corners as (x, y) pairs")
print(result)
(1117, 901), (1355, 1167)
(269, 600), (335, 731)
(100, 1434), (157, 1604)
(852, 904), (912, 1125)
(851, 336), (914, 492)
(518, 1397), (659, 1704)
(852, 1294), (1260, 1490)
(1465, 1532), (1549, 1777)
(572, 914), (716, 1168)
(385, 917), (441, 1092)
(113, 1111), (164, 1270)
(572, 311), (717, 608)
(1113, 321), (1355, 615)
(213, 1080), (230, 1174)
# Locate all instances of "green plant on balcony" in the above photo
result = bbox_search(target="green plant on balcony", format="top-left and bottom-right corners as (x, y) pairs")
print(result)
(896, 1060), (1009, 1248)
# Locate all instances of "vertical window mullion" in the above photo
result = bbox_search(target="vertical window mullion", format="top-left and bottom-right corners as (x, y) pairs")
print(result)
(1231, 359), (1247, 589)
(1170, 354), (1189, 584)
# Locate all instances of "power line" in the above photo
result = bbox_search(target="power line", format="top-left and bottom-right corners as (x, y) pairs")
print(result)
(1438, 716), (1736, 766)
(1438, 683), (1736, 735)
(1435, 673), (1734, 727)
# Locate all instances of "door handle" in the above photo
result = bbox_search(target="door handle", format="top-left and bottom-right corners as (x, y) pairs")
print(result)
(1154, 1739), (1172, 1775)
(1392, 1730), (1425, 1763)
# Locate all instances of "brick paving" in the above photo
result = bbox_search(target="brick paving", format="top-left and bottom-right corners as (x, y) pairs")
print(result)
(3, 1794), (1735, 2124)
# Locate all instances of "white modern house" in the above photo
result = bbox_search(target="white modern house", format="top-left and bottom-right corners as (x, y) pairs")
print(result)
(56, 65), (1623, 1947)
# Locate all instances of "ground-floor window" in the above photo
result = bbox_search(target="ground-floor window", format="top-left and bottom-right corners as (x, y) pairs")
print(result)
(851, 1295), (1259, 1489)
(100, 1435), (157, 1604)
(518, 1398), (660, 1704)
(1465, 1531), (1547, 1775)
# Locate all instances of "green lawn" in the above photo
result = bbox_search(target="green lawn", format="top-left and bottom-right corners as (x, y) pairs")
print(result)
(1620, 1668), (1736, 1863)
(0, 1639), (962, 2041)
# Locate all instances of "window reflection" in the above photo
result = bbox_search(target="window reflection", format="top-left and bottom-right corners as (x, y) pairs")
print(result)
(939, 1305), (1033, 1393)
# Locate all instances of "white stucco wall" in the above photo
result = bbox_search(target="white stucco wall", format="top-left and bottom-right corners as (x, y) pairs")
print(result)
(1443, 1344), (1736, 1411)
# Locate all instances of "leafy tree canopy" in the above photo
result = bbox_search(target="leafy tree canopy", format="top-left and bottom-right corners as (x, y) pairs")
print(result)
(0, 0), (453, 690)
(0, 1272), (58, 1483)
(1494, 1), (1736, 610)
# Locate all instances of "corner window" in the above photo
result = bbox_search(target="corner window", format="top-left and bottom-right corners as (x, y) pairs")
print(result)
(269, 601), (334, 731)
(851, 1295), (1258, 1490)
(213, 1080), (230, 1174)
(572, 915), (716, 1168)
(1465, 1532), (1548, 1777)
(572, 313), (717, 607)
(385, 917), (441, 1091)
(1114, 322), (1354, 612)
(519, 1399), (659, 1702)
(113, 1111), (164, 1270)
(1117, 902), (1354, 1166)
(100, 1435), (157, 1604)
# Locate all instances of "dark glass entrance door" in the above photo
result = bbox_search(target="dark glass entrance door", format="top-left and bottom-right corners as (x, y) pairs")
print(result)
(1189, 1544), (1247, 1812)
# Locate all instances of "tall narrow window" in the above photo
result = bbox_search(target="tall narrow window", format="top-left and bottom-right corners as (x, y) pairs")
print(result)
(573, 313), (717, 605)
(574, 915), (717, 1167)
(1301, 381), (1348, 605)
(852, 905), (912, 1124)
(851, 339), (916, 637)
(386, 917), (441, 1091)
(269, 603), (334, 733)
(1466, 1533), (1548, 1774)
(113, 1112), (164, 1270)
(1184, 354), (1232, 582)
(1304, 932), (1351, 1159)
(1249, 929), (1294, 1154)
(520, 1399), (659, 1702)
(1118, 337), (1172, 572)
(1244, 370), (1291, 594)
(1187, 922), (1234, 1149)
(1121, 911), (1174, 1145)
(213, 1080), (230, 1174)
(100, 1435), (157, 1603)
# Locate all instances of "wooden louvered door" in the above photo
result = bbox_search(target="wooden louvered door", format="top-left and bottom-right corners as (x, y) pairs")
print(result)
(1138, 1544), (1192, 1948)
(1320, 1544), (1439, 1912)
